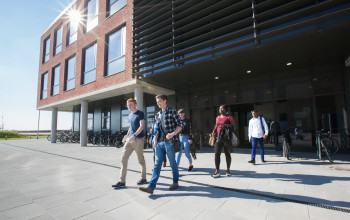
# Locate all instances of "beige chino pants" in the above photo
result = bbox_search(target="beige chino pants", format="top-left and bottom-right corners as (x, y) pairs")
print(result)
(119, 138), (146, 183)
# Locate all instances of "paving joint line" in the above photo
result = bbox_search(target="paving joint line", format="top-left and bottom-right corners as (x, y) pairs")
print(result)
(3, 143), (350, 214)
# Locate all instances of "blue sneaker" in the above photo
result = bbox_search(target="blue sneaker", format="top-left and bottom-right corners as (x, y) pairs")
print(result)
(112, 182), (125, 188)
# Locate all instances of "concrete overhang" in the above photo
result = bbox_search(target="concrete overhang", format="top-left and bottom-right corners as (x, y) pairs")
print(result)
(37, 80), (174, 111)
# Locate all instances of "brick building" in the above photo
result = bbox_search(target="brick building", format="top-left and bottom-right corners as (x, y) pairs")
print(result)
(38, 0), (350, 150)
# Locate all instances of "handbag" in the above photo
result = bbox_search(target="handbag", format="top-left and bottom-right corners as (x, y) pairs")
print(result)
(209, 133), (215, 146)
(231, 132), (240, 147)
(172, 140), (181, 152)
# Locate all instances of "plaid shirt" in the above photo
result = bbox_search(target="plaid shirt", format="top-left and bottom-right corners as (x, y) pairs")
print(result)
(156, 107), (183, 142)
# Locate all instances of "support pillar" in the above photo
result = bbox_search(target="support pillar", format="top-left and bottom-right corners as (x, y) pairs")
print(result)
(80, 100), (88, 146)
(134, 87), (144, 112)
(51, 108), (58, 143)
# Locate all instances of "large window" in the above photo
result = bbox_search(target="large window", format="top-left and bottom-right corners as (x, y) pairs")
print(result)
(43, 37), (50, 63)
(121, 109), (130, 130)
(108, 0), (127, 17)
(102, 106), (111, 130)
(106, 26), (126, 76)
(54, 26), (62, 55)
(67, 21), (78, 46)
(82, 43), (97, 85)
(65, 56), (76, 91)
(86, 0), (98, 32)
(51, 65), (60, 96)
(41, 72), (48, 100)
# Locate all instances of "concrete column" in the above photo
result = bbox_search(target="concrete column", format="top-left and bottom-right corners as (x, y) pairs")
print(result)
(134, 86), (144, 112)
(51, 107), (58, 143)
(80, 100), (88, 146)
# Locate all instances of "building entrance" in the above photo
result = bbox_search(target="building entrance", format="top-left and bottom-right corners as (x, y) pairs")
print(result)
(229, 104), (254, 148)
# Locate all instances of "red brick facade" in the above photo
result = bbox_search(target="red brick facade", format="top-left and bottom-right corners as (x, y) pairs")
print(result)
(37, 0), (134, 109)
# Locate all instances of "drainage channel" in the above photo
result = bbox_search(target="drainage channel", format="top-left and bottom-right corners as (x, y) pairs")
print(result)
(3, 143), (350, 214)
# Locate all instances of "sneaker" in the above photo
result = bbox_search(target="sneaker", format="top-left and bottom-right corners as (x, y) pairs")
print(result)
(137, 178), (147, 185)
(169, 183), (179, 190)
(211, 173), (220, 178)
(261, 159), (266, 163)
(248, 160), (255, 164)
(112, 182), (125, 188)
(138, 187), (154, 194)
(188, 165), (193, 172)
(226, 171), (231, 176)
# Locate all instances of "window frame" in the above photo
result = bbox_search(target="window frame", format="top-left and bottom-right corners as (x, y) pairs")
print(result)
(107, 0), (127, 17)
(54, 26), (63, 56)
(51, 64), (60, 96)
(43, 36), (50, 63)
(41, 72), (48, 100)
(105, 25), (126, 77)
(82, 42), (97, 85)
(64, 55), (76, 91)
(66, 21), (78, 46)
(85, 0), (99, 32)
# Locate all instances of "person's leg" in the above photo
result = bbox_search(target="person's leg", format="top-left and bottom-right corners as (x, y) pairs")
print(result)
(214, 141), (223, 172)
(223, 144), (231, 171)
(132, 139), (147, 180)
(251, 137), (258, 161)
(182, 135), (193, 165)
(148, 142), (166, 190)
(258, 138), (265, 160)
(119, 142), (134, 183)
(176, 136), (184, 166)
(165, 141), (179, 184)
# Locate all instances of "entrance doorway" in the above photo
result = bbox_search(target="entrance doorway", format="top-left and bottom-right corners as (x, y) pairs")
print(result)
(229, 104), (254, 147)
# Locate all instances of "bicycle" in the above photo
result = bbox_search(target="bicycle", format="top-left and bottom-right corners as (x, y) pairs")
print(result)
(315, 130), (338, 163)
(281, 131), (291, 160)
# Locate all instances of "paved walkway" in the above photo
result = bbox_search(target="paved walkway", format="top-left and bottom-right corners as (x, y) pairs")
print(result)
(0, 139), (350, 220)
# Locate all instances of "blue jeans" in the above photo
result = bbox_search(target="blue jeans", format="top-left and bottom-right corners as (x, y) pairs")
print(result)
(176, 135), (192, 166)
(148, 140), (179, 190)
(251, 137), (264, 160)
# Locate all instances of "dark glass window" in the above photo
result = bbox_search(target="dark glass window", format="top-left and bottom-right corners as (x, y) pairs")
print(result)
(106, 26), (126, 76)
(52, 65), (60, 96)
(43, 37), (50, 63)
(88, 113), (94, 131)
(65, 56), (76, 91)
(82, 43), (97, 85)
(41, 72), (48, 100)
(54, 26), (62, 55)
(108, 0), (126, 17)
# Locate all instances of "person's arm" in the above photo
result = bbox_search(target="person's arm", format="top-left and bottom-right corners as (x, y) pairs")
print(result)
(123, 127), (131, 144)
(262, 117), (269, 137)
(166, 110), (183, 140)
(248, 120), (252, 143)
(128, 119), (145, 143)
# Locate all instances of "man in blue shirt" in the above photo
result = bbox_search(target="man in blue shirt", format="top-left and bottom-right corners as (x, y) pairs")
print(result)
(112, 98), (147, 188)
(139, 94), (183, 194)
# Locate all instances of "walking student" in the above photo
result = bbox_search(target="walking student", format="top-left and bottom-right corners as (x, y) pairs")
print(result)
(211, 105), (236, 178)
(139, 94), (183, 194)
(248, 110), (269, 164)
(112, 98), (147, 188)
(176, 109), (193, 171)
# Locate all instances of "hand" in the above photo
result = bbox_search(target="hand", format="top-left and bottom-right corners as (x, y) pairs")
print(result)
(188, 139), (193, 144)
(249, 138), (252, 143)
(128, 136), (135, 143)
(263, 135), (267, 140)
(166, 132), (174, 140)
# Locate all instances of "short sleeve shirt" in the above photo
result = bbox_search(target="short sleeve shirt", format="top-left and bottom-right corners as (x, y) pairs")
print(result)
(216, 115), (233, 136)
(128, 110), (145, 138)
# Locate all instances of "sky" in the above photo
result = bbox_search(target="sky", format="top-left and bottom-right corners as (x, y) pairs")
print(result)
(0, 0), (74, 131)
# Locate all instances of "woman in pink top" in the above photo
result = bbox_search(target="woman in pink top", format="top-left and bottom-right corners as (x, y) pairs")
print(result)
(211, 105), (236, 178)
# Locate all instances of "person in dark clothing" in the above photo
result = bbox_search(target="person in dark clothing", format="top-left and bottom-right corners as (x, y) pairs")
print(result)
(211, 105), (236, 178)
(176, 109), (193, 171)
